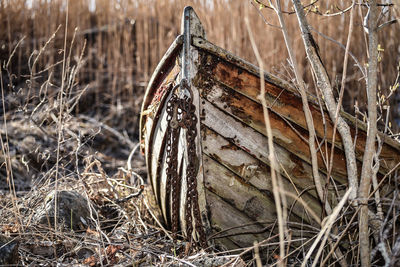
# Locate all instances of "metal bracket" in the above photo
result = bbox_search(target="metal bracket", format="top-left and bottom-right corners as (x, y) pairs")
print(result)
(180, 6), (206, 99)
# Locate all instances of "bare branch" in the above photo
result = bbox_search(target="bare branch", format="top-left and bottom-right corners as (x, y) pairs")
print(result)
(245, 16), (286, 267)
(326, 0), (356, 212)
(268, 0), (332, 216)
(250, 1), (281, 29)
(377, 19), (398, 30)
(309, 26), (366, 78)
(253, 0), (320, 14)
(291, 0), (358, 203)
(359, 1), (380, 266)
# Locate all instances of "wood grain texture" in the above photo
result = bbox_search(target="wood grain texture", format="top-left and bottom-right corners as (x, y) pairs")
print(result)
(201, 99), (329, 191)
(202, 126), (322, 221)
(199, 78), (351, 181)
(205, 190), (273, 249)
(195, 50), (400, 175)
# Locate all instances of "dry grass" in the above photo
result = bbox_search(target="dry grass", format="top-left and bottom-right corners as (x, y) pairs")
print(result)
(1, 0), (400, 265)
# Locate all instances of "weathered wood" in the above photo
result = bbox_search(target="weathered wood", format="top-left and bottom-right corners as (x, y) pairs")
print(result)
(177, 129), (187, 231)
(203, 154), (277, 221)
(192, 43), (400, 175)
(191, 46), (211, 236)
(140, 35), (182, 133)
(201, 99), (332, 190)
(144, 64), (180, 211)
(201, 126), (322, 220)
(140, 6), (400, 253)
(205, 190), (272, 249)
(198, 77), (351, 181)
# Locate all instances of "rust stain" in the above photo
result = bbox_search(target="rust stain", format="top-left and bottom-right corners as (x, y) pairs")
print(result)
(207, 58), (400, 175)
(201, 76), (349, 179)
(196, 50), (400, 182)
(207, 153), (246, 183)
(210, 153), (222, 163)
(237, 143), (252, 154)
(289, 154), (308, 179)
(221, 143), (239, 151)
(146, 64), (180, 118)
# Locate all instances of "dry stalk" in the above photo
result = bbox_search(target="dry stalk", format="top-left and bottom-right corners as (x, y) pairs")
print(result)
(0, 67), (23, 232)
(27, 25), (61, 107)
(79, 115), (136, 149)
(278, 189), (321, 225)
(309, 26), (366, 79)
(5, 36), (25, 69)
(326, 1), (356, 192)
(267, 0), (332, 216)
(321, 205), (360, 266)
(264, 2), (349, 264)
(254, 240), (262, 267)
(54, 0), (70, 233)
(245, 15), (286, 266)
(221, 233), (281, 266)
(359, 1), (379, 266)
(301, 187), (352, 267)
(292, 0), (359, 204)
(143, 198), (173, 241)
(1, 37), (28, 233)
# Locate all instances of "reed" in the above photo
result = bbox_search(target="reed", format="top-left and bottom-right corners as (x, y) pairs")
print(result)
(1, 0), (399, 135)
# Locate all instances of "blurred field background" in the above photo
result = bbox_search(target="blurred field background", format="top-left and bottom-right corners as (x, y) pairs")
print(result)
(1, 0), (400, 139)
(0, 0), (400, 265)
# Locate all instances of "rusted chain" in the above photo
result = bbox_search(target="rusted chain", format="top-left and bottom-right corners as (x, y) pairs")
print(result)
(165, 81), (207, 248)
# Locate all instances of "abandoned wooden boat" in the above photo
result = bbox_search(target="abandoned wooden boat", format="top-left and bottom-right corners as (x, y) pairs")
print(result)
(140, 7), (400, 251)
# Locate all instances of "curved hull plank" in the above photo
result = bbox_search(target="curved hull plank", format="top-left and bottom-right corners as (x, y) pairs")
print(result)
(201, 127), (322, 221)
(198, 75), (350, 181)
(193, 37), (400, 175)
(140, 6), (400, 250)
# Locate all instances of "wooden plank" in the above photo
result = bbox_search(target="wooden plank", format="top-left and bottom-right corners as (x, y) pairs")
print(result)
(150, 93), (170, 205)
(159, 149), (169, 226)
(190, 48), (212, 237)
(153, 128), (167, 208)
(142, 61), (181, 226)
(199, 79), (351, 181)
(201, 100), (335, 189)
(205, 190), (272, 249)
(203, 154), (278, 221)
(206, 190), (317, 251)
(144, 116), (155, 196)
(177, 128), (187, 233)
(194, 47), (400, 174)
(140, 36), (182, 150)
(202, 127), (322, 220)
(154, 108), (189, 229)
(143, 63), (179, 195)
(146, 84), (176, 225)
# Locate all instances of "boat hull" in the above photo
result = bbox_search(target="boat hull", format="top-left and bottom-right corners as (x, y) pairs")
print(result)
(140, 6), (400, 252)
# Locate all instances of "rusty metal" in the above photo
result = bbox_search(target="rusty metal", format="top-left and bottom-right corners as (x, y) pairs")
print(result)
(165, 80), (207, 247)
(165, 91), (181, 236)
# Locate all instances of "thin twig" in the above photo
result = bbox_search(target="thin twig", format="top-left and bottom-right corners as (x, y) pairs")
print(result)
(292, 0), (358, 204)
(309, 26), (366, 78)
(325, 0), (356, 214)
(245, 14), (286, 266)
(270, 0), (332, 216)
(301, 188), (352, 267)
(359, 2), (379, 266)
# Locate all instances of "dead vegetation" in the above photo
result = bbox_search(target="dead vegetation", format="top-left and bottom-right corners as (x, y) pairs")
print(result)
(1, 0), (400, 266)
